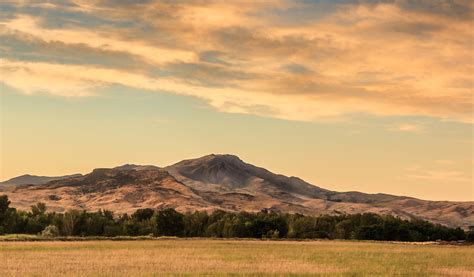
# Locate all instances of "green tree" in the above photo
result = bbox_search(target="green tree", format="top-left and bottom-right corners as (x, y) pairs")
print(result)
(132, 208), (154, 222)
(0, 195), (11, 234)
(287, 214), (318, 239)
(466, 226), (474, 243)
(184, 211), (209, 237)
(62, 210), (81, 236)
(0, 195), (18, 234)
(25, 203), (51, 234)
(334, 219), (353, 239)
(31, 203), (47, 216)
(155, 208), (184, 236)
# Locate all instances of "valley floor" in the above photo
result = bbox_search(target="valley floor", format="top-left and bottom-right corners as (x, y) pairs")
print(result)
(0, 239), (473, 276)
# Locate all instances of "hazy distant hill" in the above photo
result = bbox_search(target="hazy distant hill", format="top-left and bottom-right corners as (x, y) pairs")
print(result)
(2, 155), (473, 229)
(0, 173), (83, 186)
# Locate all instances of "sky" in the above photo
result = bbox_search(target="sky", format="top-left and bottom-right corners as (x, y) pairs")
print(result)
(0, 0), (472, 201)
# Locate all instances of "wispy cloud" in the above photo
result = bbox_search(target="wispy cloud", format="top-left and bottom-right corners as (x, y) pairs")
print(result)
(404, 163), (471, 183)
(435, 160), (455, 166)
(387, 122), (425, 133)
(405, 168), (471, 182)
(1, 0), (472, 122)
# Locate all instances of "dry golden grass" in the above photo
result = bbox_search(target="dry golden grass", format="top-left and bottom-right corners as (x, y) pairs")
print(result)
(0, 239), (473, 276)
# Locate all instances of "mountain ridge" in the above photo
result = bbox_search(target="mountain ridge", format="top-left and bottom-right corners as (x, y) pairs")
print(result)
(1, 154), (472, 229)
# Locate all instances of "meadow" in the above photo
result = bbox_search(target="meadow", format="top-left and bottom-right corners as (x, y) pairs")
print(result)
(0, 239), (473, 276)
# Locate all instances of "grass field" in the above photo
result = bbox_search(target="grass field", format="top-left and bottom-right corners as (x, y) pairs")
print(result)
(0, 239), (473, 276)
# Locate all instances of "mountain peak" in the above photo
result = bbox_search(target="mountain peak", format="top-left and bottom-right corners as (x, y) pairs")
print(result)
(166, 154), (330, 197)
(206, 154), (245, 166)
(199, 154), (243, 162)
(171, 154), (246, 168)
(18, 174), (34, 178)
(113, 164), (160, 171)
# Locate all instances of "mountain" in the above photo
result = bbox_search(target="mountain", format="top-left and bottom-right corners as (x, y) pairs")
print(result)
(0, 173), (83, 186)
(165, 154), (330, 197)
(1, 154), (473, 229)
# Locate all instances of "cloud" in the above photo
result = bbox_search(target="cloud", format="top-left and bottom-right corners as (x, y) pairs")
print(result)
(1, 0), (472, 123)
(404, 167), (471, 183)
(388, 123), (425, 133)
(404, 159), (471, 183)
(435, 160), (455, 165)
(1, 15), (196, 64)
(396, 0), (473, 20)
(282, 63), (311, 74)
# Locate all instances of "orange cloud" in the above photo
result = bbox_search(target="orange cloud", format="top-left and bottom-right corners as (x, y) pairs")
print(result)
(1, 0), (472, 122)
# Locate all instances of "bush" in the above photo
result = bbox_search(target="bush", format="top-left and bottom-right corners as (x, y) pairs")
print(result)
(41, 225), (59, 237)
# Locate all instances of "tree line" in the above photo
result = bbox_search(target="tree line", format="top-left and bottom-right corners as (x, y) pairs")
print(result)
(1, 195), (473, 241)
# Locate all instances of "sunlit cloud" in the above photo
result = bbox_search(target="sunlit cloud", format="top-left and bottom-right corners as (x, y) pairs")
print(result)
(403, 159), (472, 183)
(435, 160), (455, 166)
(387, 123), (425, 133)
(1, 0), (472, 123)
(404, 167), (471, 183)
(1, 15), (197, 64)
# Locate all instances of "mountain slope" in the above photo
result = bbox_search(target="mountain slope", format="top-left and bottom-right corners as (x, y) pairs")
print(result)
(2, 154), (473, 228)
(4, 168), (213, 214)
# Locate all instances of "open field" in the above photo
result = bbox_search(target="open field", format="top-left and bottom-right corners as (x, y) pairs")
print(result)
(0, 239), (473, 276)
